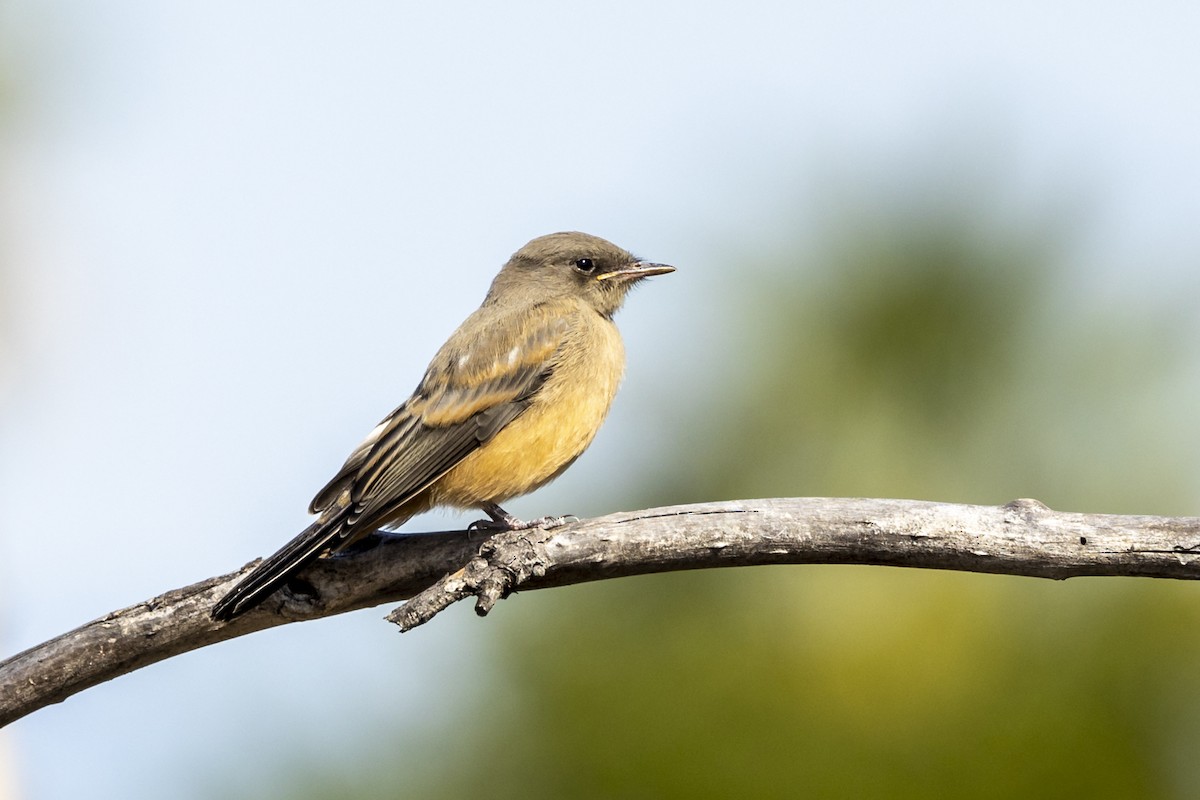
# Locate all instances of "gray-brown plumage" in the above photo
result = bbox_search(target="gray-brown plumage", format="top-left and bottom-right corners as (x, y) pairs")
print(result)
(211, 232), (673, 621)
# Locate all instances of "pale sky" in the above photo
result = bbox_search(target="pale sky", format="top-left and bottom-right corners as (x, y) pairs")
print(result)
(2, 2), (1199, 798)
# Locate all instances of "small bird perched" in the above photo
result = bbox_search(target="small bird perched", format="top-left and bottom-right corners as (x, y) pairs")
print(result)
(211, 231), (674, 621)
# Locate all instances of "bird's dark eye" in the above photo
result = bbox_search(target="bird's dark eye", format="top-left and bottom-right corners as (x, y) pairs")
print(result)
(574, 258), (596, 273)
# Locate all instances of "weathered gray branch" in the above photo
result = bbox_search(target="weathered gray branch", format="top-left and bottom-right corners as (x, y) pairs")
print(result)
(4, 497), (1200, 727)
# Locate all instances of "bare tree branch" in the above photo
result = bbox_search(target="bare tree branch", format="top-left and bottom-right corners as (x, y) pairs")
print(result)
(4, 497), (1200, 727)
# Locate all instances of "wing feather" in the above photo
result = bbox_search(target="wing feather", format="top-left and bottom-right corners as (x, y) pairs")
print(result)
(310, 305), (569, 537)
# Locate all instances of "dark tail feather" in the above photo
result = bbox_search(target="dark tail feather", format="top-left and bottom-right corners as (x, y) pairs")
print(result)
(211, 513), (348, 621)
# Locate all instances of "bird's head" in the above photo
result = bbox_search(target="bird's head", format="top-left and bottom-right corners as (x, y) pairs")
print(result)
(488, 231), (674, 319)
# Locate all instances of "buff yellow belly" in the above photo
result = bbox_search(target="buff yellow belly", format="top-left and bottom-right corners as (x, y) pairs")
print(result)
(428, 314), (625, 507)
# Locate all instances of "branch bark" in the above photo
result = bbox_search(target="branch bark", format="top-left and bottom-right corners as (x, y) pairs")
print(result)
(4, 497), (1200, 727)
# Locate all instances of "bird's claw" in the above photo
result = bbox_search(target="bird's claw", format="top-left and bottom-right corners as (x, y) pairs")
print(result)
(468, 511), (577, 532)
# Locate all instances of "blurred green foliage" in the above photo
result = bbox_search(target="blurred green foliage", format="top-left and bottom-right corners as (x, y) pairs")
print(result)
(233, 177), (1200, 799)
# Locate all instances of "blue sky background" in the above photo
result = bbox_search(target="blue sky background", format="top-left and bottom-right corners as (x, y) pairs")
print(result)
(1, 2), (1198, 798)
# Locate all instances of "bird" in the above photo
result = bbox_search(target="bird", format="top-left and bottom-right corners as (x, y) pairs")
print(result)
(211, 231), (674, 621)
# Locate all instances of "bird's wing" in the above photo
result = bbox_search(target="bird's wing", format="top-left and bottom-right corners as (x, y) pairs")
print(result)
(310, 304), (571, 538)
(212, 305), (572, 621)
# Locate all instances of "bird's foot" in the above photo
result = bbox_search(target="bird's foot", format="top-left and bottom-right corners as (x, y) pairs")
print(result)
(469, 502), (577, 532)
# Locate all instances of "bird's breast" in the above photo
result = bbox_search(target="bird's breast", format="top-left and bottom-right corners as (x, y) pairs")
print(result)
(429, 313), (626, 506)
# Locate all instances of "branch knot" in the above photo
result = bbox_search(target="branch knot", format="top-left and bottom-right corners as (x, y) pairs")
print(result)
(386, 530), (552, 631)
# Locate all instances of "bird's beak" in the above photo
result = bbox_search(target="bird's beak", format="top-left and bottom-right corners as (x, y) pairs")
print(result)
(595, 262), (676, 282)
